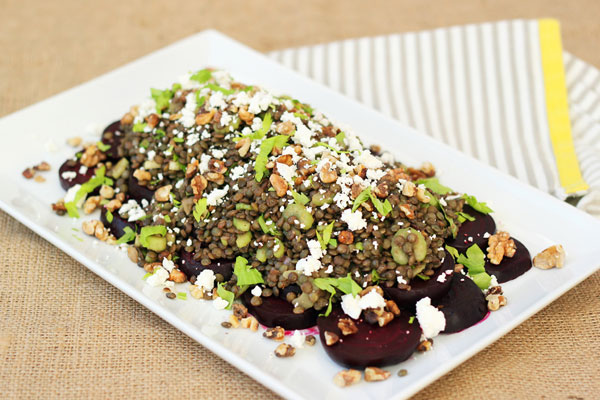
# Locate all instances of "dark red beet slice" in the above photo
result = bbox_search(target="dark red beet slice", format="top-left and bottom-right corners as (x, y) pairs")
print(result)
(434, 273), (487, 333)
(242, 290), (318, 330)
(179, 250), (233, 281)
(100, 207), (136, 239)
(317, 307), (421, 368)
(484, 238), (532, 283)
(58, 159), (95, 190)
(128, 174), (154, 203)
(100, 120), (124, 160)
(445, 205), (496, 252)
(384, 251), (455, 309)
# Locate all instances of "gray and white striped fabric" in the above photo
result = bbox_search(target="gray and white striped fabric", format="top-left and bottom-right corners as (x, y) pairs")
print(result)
(269, 19), (600, 217)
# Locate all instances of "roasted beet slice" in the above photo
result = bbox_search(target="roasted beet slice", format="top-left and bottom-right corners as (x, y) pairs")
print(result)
(179, 250), (233, 281)
(317, 307), (421, 368)
(434, 273), (488, 333)
(384, 251), (455, 309)
(58, 159), (95, 190)
(100, 207), (136, 239)
(242, 290), (318, 330)
(445, 205), (496, 252)
(128, 174), (154, 203)
(100, 120), (124, 160)
(484, 238), (532, 283)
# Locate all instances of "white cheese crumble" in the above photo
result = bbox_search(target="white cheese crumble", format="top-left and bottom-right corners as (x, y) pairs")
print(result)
(307, 239), (324, 259)
(162, 258), (175, 273)
(416, 297), (446, 338)
(276, 162), (296, 184)
(61, 171), (77, 180)
(355, 150), (383, 169)
(196, 269), (216, 292)
(290, 330), (306, 349)
(213, 297), (229, 310)
(340, 209), (367, 231)
(358, 290), (386, 310)
(206, 187), (229, 206)
(146, 268), (170, 287)
(119, 199), (146, 222)
(295, 256), (322, 276)
(340, 294), (362, 319)
(251, 286), (262, 297)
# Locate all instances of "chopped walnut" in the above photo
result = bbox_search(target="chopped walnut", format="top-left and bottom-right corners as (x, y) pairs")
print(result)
(269, 173), (288, 197)
(238, 107), (254, 124)
(240, 316), (259, 331)
(276, 154), (293, 166)
(120, 113), (134, 125)
(319, 162), (337, 184)
(333, 369), (362, 387)
(385, 300), (401, 316)
(338, 231), (354, 245)
(206, 172), (225, 185)
(191, 175), (208, 197)
(195, 109), (215, 125)
(67, 136), (83, 147)
(454, 263), (464, 273)
(486, 294), (507, 311)
(354, 164), (367, 179)
(81, 220), (108, 241)
(276, 121), (294, 135)
(373, 182), (389, 198)
(208, 159), (227, 174)
(420, 161), (436, 177)
(533, 245), (565, 270)
(22, 168), (35, 179)
(263, 326), (285, 341)
(324, 331), (339, 346)
(360, 285), (384, 297)
(228, 314), (241, 328)
(34, 175), (46, 183)
(154, 185), (172, 202)
(169, 269), (186, 283)
(51, 201), (67, 214)
(377, 310), (394, 327)
(350, 183), (364, 200)
(34, 161), (51, 171)
(487, 231), (516, 265)
(127, 246), (139, 263)
(80, 144), (104, 167)
(417, 339), (433, 352)
(274, 343), (295, 358)
(83, 196), (101, 214)
(399, 204), (415, 219)
(143, 262), (161, 273)
(99, 185), (115, 199)
(364, 367), (391, 382)
(402, 181), (416, 197)
(416, 187), (431, 203)
(232, 303), (248, 319)
(146, 113), (159, 129)
(133, 168), (151, 182)
(185, 159), (199, 178)
(235, 137), (251, 157)
(337, 318), (358, 336)
(105, 199), (122, 212)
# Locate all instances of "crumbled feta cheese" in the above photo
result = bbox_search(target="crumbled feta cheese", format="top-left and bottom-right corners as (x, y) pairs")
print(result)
(307, 239), (324, 259)
(276, 162), (296, 184)
(229, 165), (246, 181)
(355, 150), (383, 169)
(146, 150), (156, 161)
(197, 269), (216, 292)
(289, 330), (306, 349)
(397, 275), (408, 285)
(251, 286), (262, 297)
(146, 268), (169, 287)
(358, 290), (386, 310)
(213, 297), (229, 310)
(209, 91), (226, 109)
(439, 198), (448, 207)
(61, 171), (77, 180)
(186, 133), (200, 147)
(206, 187), (229, 206)
(416, 297), (446, 338)
(162, 258), (175, 273)
(295, 256), (322, 276)
(198, 153), (211, 174)
(340, 209), (367, 231)
(247, 91), (274, 114)
(78, 165), (88, 175)
(341, 294), (362, 319)
(119, 199), (146, 222)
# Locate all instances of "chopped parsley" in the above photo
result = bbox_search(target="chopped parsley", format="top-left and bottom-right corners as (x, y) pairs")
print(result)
(115, 226), (136, 245)
(254, 135), (289, 182)
(150, 88), (174, 113)
(258, 215), (279, 235)
(105, 210), (113, 223)
(133, 122), (146, 133)
(352, 186), (392, 216)
(456, 244), (492, 289)
(316, 221), (335, 250)
(65, 166), (113, 218)
(193, 198), (208, 222)
(233, 256), (264, 287)
(415, 178), (453, 195)
(190, 68), (212, 84)
(290, 189), (309, 206)
(96, 141), (111, 152)
(313, 273), (362, 316)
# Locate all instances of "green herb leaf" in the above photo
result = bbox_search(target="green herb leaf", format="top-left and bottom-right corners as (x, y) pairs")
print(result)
(151, 88), (174, 113)
(457, 244), (486, 274)
(195, 92), (206, 108)
(313, 273), (362, 316)
(233, 256), (264, 286)
(177, 292), (187, 300)
(335, 131), (346, 146)
(140, 139), (150, 149)
(139, 225), (167, 248)
(96, 141), (111, 152)
(105, 210), (113, 223)
(216, 283), (234, 310)
(321, 221), (335, 250)
(255, 135), (290, 182)
(163, 215), (171, 223)
(170, 193), (181, 207)
(291, 189), (309, 206)
(193, 198), (208, 223)
(352, 187), (372, 212)
(116, 226), (136, 245)
(257, 215), (279, 235)
(355, 242), (364, 251)
(171, 83), (182, 92)
(416, 273), (431, 281)
(471, 273), (492, 290)
(313, 141), (349, 154)
(445, 245), (459, 260)
(190, 68), (212, 84)
(133, 122), (147, 133)
(457, 211), (475, 223)
(154, 129), (166, 139)
(328, 238), (338, 247)
(65, 166), (113, 218)
(408, 316), (415, 324)
(249, 113), (272, 140)
(204, 83), (235, 95)
(415, 178), (453, 195)
(371, 269), (381, 284)
(173, 137), (184, 143)
(369, 193), (393, 216)
(235, 203), (253, 210)
(462, 194), (493, 214)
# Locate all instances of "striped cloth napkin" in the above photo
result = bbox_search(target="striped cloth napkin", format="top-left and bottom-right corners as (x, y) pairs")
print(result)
(269, 19), (600, 218)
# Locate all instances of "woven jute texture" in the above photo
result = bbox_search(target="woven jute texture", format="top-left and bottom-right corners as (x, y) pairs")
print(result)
(1, 1), (599, 399)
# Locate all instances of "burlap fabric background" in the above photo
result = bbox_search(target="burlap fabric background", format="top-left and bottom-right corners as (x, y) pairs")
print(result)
(1, 1), (599, 399)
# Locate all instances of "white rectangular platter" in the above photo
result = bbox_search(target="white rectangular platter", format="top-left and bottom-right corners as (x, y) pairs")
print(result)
(1, 30), (599, 400)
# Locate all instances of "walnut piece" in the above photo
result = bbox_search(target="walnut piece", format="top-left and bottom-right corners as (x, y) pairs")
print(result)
(333, 369), (362, 387)
(274, 343), (295, 358)
(191, 175), (208, 197)
(417, 339), (433, 352)
(235, 137), (251, 157)
(533, 245), (565, 270)
(238, 107), (254, 124)
(80, 144), (104, 167)
(169, 269), (186, 283)
(263, 326), (285, 341)
(154, 185), (172, 202)
(240, 316), (259, 331)
(486, 294), (507, 311)
(133, 168), (151, 182)
(486, 231), (516, 265)
(195, 109), (215, 125)
(416, 187), (431, 203)
(232, 303), (248, 319)
(269, 173), (288, 197)
(402, 181), (416, 197)
(337, 318), (358, 336)
(83, 196), (101, 214)
(324, 331), (339, 346)
(319, 162), (338, 184)
(364, 367), (391, 382)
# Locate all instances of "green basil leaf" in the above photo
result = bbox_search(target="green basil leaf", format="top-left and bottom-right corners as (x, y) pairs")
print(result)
(105, 210), (113, 223)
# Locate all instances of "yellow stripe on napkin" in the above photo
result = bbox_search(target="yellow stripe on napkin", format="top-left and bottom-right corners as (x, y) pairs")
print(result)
(539, 18), (588, 194)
